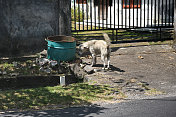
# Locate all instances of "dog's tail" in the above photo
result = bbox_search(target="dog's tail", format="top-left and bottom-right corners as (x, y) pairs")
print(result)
(103, 33), (111, 46)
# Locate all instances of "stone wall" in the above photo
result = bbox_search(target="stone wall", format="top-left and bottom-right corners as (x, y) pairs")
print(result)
(0, 0), (71, 56)
(0, 75), (77, 90)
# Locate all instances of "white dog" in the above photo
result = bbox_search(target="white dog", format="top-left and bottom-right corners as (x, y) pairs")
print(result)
(79, 33), (111, 69)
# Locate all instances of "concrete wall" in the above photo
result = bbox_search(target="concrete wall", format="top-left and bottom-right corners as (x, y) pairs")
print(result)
(0, 0), (71, 56)
(173, 0), (176, 51)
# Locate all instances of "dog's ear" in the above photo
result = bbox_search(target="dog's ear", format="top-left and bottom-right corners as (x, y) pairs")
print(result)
(84, 46), (88, 49)
(83, 44), (89, 49)
(79, 44), (88, 50)
(79, 44), (83, 49)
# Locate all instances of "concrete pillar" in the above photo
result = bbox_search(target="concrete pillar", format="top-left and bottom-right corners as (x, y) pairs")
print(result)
(173, 0), (176, 51)
(58, 0), (71, 36)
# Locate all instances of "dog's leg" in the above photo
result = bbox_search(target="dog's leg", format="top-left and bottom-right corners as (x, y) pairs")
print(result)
(107, 52), (110, 69)
(107, 58), (110, 69)
(91, 54), (96, 67)
(94, 55), (97, 65)
(89, 47), (96, 67)
(101, 55), (106, 70)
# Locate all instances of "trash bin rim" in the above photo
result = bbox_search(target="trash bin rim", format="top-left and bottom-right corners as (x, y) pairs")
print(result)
(46, 35), (75, 42)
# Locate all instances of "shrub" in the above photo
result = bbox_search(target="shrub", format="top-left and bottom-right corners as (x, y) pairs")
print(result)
(71, 7), (85, 22)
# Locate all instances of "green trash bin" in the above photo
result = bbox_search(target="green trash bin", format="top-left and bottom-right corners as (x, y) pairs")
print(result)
(46, 35), (76, 62)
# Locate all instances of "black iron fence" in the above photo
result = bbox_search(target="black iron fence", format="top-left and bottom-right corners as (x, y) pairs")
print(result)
(71, 0), (174, 42)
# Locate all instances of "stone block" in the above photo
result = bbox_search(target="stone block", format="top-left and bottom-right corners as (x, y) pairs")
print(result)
(83, 65), (94, 74)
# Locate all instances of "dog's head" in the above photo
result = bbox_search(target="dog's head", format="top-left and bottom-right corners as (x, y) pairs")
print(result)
(78, 43), (89, 56)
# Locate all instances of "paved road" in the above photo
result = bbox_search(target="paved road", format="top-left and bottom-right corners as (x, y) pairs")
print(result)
(1, 96), (176, 117)
(84, 45), (176, 99)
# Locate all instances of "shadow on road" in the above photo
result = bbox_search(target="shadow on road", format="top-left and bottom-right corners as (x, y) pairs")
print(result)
(93, 64), (125, 73)
(109, 65), (125, 72)
(1, 105), (107, 117)
(143, 96), (176, 102)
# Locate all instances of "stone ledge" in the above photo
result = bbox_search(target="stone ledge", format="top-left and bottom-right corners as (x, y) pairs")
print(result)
(0, 75), (77, 90)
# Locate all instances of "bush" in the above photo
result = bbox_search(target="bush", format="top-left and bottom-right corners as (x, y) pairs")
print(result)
(71, 7), (85, 22)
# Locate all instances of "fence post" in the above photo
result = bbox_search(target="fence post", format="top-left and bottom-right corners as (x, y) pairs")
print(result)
(173, 0), (176, 51)
(58, 0), (71, 36)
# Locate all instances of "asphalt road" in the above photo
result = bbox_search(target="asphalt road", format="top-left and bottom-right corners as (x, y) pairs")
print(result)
(1, 96), (176, 117)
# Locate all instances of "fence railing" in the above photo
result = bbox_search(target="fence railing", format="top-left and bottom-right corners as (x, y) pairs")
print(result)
(71, 0), (174, 42)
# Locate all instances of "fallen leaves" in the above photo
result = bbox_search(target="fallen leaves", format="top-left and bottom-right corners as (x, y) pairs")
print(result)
(138, 56), (144, 59)
(168, 56), (174, 60)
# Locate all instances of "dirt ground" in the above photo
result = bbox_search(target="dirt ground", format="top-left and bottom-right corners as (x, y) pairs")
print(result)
(83, 44), (176, 99)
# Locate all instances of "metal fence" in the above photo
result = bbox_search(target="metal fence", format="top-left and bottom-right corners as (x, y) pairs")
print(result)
(71, 0), (174, 42)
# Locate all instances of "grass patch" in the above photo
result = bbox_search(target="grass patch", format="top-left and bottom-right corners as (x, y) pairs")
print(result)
(0, 59), (41, 77)
(71, 21), (173, 44)
(72, 30), (113, 44)
(0, 57), (72, 78)
(145, 88), (165, 96)
(0, 62), (13, 71)
(149, 40), (173, 45)
(72, 30), (173, 48)
(0, 83), (123, 111)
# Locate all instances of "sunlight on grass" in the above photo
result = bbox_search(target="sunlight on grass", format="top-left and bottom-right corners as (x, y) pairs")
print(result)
(145, 88), (165, 96)
(149, 40), (173, 45)
(0, 62), (13, 70)
(0, 83), (123, 111)
(72, 21), (173, 45)
(72, 30), (173, 48)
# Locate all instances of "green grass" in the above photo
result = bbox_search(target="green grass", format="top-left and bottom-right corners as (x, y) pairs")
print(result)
(71, 19), (173, 44)
(0, 58), (71, 77)
(145, 88), (165, 96)
(149, 40), (173, 45)
(0, 59), (41, 77)
(72, 30), (113, 44)
(0, 62), (13, 70)
(0, 83), (122, 111)
(72, 29), (173, 47)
